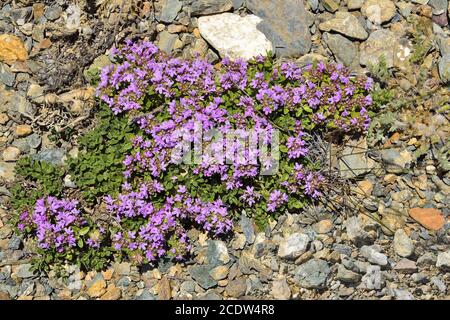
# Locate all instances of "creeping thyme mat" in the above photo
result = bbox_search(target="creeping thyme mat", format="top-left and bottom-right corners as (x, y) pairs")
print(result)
(11, 40), (376, 272)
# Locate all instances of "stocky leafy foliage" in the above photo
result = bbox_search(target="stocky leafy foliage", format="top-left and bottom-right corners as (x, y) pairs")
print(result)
(11, 157), (64, 211)
(67, 104), (134, 203)
(13, 40), (376, 271)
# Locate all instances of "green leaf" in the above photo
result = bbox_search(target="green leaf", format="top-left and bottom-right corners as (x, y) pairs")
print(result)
(79, 227), (90, 236)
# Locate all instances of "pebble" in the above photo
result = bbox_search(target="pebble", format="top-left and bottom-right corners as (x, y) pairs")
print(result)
(318, 11), (368, 40)
(209, 265), (229, 281)
(14, 264), (34, 279)
(87, 276), (107, 298)
(294, 259), (330, 289)
(100, 285), (121, 300)
(271, 277), (291, 300)
(394, 258), (418, 274)
(158, 0), (183, 23)
(240, 214), (255, 244)
(190, 0), (233, 16)
(225, 278), (247, 298)
(277, 232), (309, 260)
(360, 246), (388, 266)
(336, 265), (361, 284)
(2, 146), (20, 162)
(393, 229), (414, 258)
(0, 34), (28, 65)
(344, 217), (372, 247)
(361, 0), (397, 24)
(15, 124), (32, 137)
(436, 251), (450, 270)
(313, 219), (334, 234)
(361, 265), (384, 290)
(206, 240), (230, 266)
(189, 265), (217, 290)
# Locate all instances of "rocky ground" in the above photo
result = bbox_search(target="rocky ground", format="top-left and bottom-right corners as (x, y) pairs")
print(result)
(0, 0), (449, 300)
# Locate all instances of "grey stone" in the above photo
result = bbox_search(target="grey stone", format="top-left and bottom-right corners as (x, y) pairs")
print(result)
(294, 259), (330, 289)
(0, 284), (18, 298)
(232, 0), (245, 9)
(190, 0), (233, 16)
(323, 32), (358, 68)
(158, 31), (179, 54)
(116, 276), (130, 287)
(26, 133), (42, 149)
(333, 244), (353, 257)
(393, 229), (414, 258)
(11, 139), (30, 154)
(9, 7), (32, 25)
(240, 214), (255, 244)
(225, 278), (247, 297)
(361, 30), (395, 68)
(307, 0), (320, 11)
(417, 252), (437, 266)
(436, 250), (450, 270)
(431, 276), (447, 293)
(361, 265), (384, 290)
(15, 264), (34, 278)
(44, 5), (62, 21)
(206, 240), (230, 266)
(277, 232), (309, 260)
(429, 0), (448, 15)
(8, 235), (21, 250)
(393, 289), (415, 300)
(411, 273), (429, 284)
(438, 53), (450, 83)
(318, 11), (368, 40)
(196, 291), (223, 300)
(135, 289), (157, 300)
(0, 63), (15, 87)
(189, 265), (218, 289)
(158, 0), (182, 23)
(32, 148), (66, 165)
(180, 280), (196, 293)
(380, 149), (413, 171)
(339, 138), (375, 178)
(246, 0), (312, 57)
(344, 216), (372, 247)
(336, 265), (361, 284)
(360, 246), (388, 266)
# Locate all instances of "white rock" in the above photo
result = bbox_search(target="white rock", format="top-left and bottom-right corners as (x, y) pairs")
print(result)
(277, 232), (309, 260)
(360, 245), (388, 266)
(198, 13), (273, 60)
(436, 251), (450, 270)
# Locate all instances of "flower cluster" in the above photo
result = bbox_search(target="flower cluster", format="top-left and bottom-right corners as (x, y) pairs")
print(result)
(18, 197), (99, 253)
(105, 185), (232, 263)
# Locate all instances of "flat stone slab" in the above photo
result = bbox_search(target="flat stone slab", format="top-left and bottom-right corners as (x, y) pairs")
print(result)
(246, 0), (312, 57)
